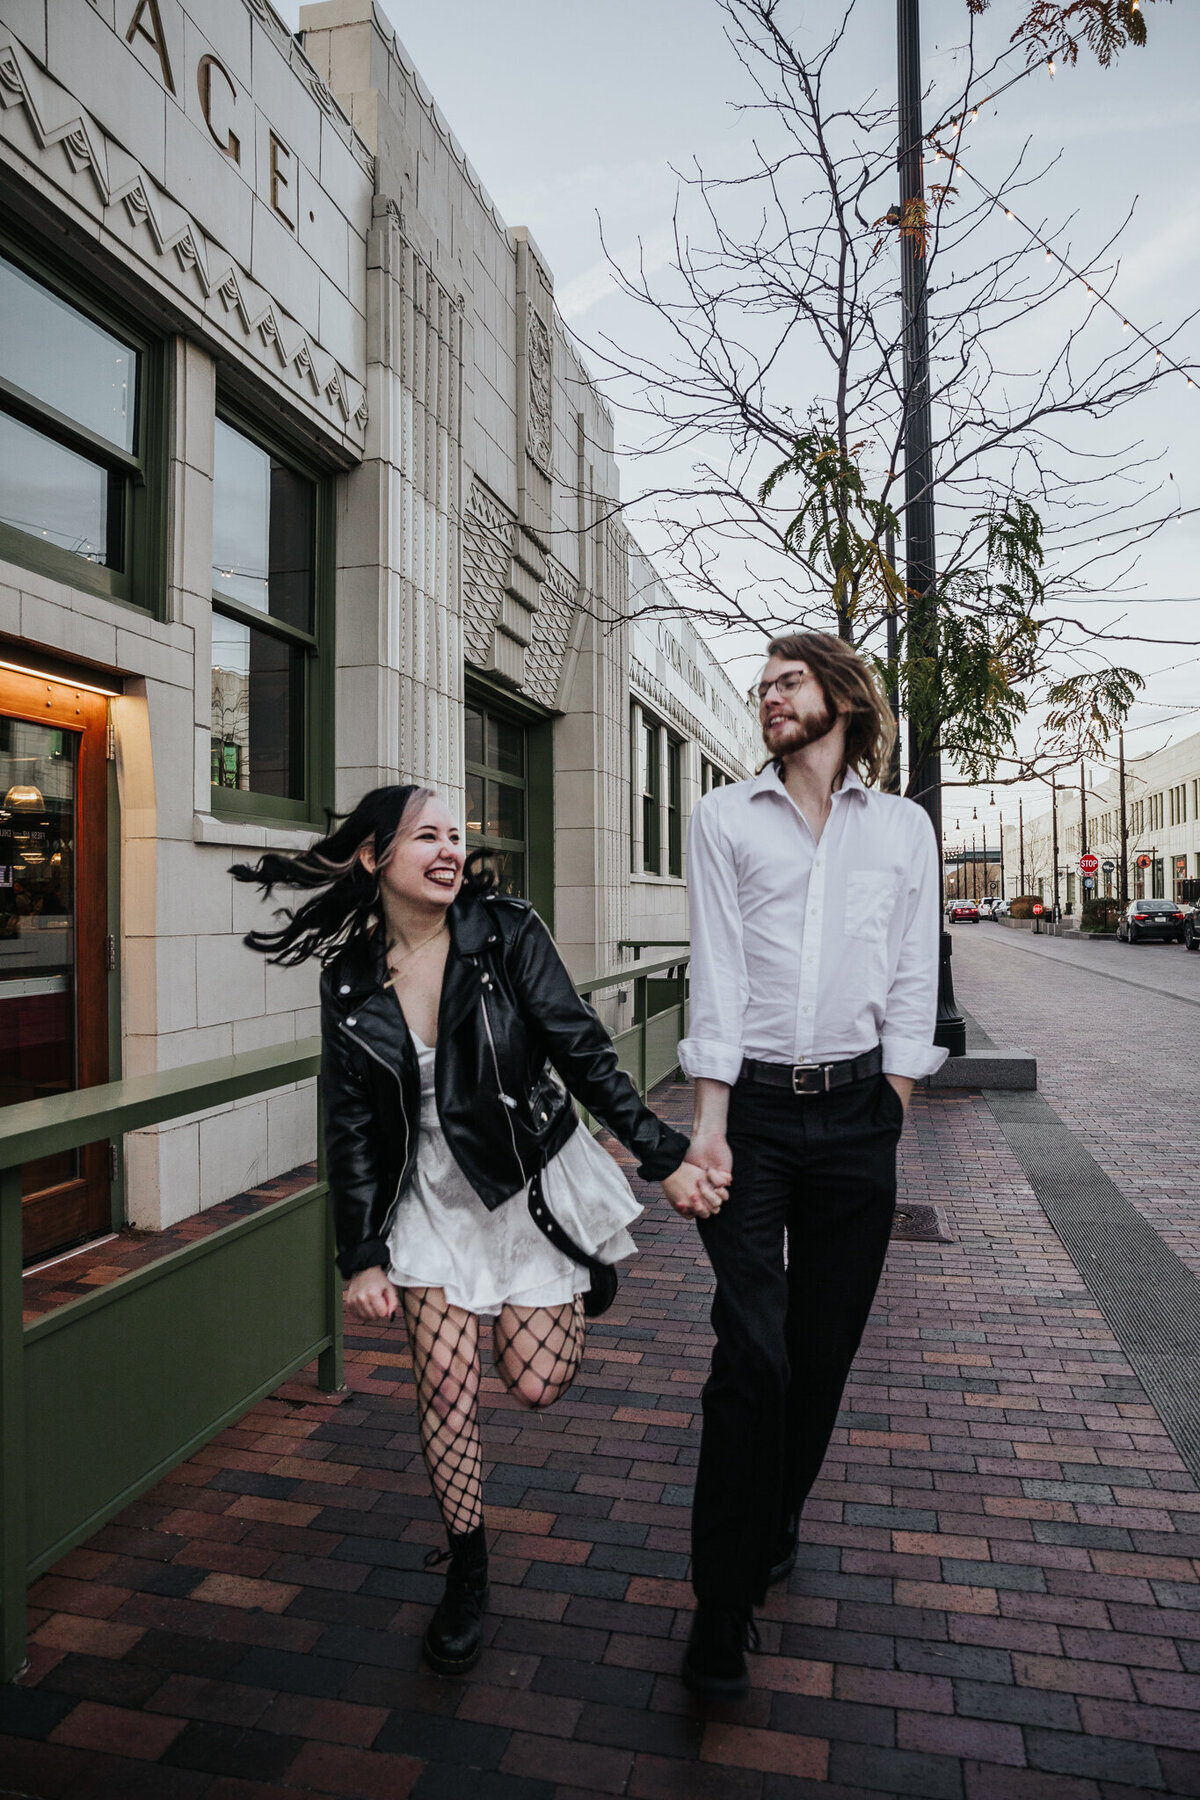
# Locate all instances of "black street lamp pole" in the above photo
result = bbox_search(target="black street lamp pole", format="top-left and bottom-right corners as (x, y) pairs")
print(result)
(1118, 729), (1129, 907)
(1051, 769), (1060, 921)
(1019, 796), (1026, 896)
(897, 0), (965, 1053)
(884, 524), (902, 795)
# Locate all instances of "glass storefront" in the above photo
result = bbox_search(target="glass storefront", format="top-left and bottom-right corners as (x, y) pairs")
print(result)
(0, 717), (77, 1197)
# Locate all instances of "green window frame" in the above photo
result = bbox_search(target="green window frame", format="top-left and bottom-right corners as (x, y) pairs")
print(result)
(465, 700), (528, 899)
(208, 399), (333, 828)
(666, 735), (683, 878)
(0, 236), (167, 612)
(463, 681), (555, 927)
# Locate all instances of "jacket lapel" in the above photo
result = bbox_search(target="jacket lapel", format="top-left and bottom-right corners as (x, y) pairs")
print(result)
(438, 892), (494, 1042)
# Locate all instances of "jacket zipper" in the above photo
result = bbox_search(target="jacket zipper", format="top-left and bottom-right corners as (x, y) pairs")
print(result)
(338, 1018), (412, 1241)
(478, 972), (529, 1188)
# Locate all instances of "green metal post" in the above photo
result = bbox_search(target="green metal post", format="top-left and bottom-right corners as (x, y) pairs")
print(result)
(315, 1083), (343, 1394)
(1, 1167), (28, 1680)
(635, 976), (648, 1099)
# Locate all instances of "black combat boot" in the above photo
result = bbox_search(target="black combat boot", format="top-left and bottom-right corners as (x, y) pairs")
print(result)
(422, 1522), (489, 1675)
(681, 1601), (760, 1697)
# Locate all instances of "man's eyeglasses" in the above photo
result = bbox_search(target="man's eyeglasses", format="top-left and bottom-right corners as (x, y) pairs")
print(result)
(753, 670), (809, 705)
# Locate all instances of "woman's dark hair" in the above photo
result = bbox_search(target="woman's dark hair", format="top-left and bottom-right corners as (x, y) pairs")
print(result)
(231, 784), (472, 965)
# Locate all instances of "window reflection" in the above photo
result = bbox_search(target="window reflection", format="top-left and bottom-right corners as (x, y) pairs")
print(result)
(0, 253), (136, 451)
(211, 419), (315, 803)
(211, 614), (304, 799)
(0, 414), (115, 564)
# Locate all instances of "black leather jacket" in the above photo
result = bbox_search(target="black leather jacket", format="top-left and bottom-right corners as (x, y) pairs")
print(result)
(320, 889), (690, 1276)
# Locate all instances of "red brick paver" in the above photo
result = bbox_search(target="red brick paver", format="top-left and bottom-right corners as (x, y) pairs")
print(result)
(8, 1048), (1200, 1798)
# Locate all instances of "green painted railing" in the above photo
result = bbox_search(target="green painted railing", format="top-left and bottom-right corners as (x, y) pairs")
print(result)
(1, 1039), (339, 1682)
(578, 950), (691, 1101)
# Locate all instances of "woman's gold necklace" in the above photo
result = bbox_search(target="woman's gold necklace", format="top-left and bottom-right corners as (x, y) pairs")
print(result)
(383, 921), (448, 989)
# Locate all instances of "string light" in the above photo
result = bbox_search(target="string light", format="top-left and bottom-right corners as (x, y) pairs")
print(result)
(923, 121), (1197, 397)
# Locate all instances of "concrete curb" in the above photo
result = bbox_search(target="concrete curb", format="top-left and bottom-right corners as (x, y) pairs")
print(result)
(922, 1009), (1038, 1091)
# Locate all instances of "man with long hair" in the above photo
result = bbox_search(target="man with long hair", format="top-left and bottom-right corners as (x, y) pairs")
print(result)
(678, 631), (947, 1695)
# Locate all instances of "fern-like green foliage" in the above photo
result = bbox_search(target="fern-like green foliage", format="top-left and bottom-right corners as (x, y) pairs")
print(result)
(969, 0), (1165, 67)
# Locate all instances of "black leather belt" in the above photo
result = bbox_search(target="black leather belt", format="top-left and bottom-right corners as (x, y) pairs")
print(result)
(739, 1044), (883, 1095)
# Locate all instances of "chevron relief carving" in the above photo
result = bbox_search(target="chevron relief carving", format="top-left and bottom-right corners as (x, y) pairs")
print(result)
(0, 35), (366, 434)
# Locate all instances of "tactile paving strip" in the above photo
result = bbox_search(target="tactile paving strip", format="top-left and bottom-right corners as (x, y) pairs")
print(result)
(988, 1087), (1200, 1481)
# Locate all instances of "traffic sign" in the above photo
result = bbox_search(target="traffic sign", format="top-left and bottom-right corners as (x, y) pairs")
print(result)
(1079, 853), (1099, 875)
(1137, 854), (1152, 869)
(1083, 877), (1095, 889)
(1032, 902), (1043, 915)
(1102, 860), (1115, 871)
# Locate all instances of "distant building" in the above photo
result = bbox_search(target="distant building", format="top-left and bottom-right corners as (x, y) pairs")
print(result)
(1002, 730), (1200, 909)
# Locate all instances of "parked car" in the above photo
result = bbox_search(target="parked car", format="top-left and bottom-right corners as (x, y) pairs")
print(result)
(1184, 908), (1200, 953)
(991, 898), (1010, 917)
(1115, 899), (1187, 944)
(948, 900), (979, 923)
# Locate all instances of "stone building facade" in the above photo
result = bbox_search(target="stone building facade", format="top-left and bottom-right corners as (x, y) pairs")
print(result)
(0, 0), (753, 1262)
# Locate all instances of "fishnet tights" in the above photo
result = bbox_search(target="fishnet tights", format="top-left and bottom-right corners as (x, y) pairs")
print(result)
(401, 1287), (585, 1537)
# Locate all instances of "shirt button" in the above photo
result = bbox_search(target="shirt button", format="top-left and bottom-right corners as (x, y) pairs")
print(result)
(339, 984), (351, 995)
(802, 1004), (811, 1013)
(346, 1017), (357, 1027)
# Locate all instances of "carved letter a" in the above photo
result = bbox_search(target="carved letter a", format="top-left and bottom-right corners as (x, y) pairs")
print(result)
(126, 0), (176, 95)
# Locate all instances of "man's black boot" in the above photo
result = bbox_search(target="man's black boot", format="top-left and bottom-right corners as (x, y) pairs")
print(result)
(422, 1523), (488, 1675)
(768, 1510), (800, 1586)
(681, 1601), (760, 1697)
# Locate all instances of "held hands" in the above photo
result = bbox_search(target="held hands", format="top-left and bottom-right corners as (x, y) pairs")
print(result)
(345, 1264), (400, 1322)
(662, 1138), (732, 1222)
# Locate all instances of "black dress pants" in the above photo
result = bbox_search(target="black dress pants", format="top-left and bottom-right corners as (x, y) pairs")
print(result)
(692, 1070), (904, 1605)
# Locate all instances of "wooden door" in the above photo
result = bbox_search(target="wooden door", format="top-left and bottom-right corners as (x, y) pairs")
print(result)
(0, 668), (111, 1264)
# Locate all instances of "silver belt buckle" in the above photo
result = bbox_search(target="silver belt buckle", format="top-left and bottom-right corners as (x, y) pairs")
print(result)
(791, 1061), (827, 1095)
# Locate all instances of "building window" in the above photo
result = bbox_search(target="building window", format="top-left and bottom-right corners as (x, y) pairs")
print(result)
(666, 736), (683, 877)
(0, 245), (163, 606)
(211, 415), (325, 818)
(701, 758), (730, 794)
(631, 709), (662, 875)
(1152, 858), (1165, 899)
(465, 701), (527, 895)
(1149, 793), (1164, 832)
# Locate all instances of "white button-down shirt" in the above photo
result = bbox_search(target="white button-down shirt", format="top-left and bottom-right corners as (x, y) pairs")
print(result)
(678, 762), (949, 1085)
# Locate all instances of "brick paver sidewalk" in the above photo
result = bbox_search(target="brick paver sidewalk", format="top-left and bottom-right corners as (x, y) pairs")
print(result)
(5, 1077), (1200, 1799)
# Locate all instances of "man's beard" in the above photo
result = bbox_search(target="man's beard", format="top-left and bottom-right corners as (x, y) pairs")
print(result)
(762, 699), (837, 758)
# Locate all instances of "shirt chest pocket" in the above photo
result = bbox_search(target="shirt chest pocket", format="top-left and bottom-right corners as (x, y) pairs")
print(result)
(844, 869), (897, 940)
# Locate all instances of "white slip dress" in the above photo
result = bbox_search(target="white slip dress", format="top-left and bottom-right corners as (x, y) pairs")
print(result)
(386, 1031), (643, 1314)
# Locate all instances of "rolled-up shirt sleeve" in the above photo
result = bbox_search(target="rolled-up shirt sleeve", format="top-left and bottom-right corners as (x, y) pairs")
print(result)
(880, 810), (950, 1080)
(678, 797), (748, 1086)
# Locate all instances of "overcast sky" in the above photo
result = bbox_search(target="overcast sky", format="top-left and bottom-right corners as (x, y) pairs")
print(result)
(284, 0), (1200, 833)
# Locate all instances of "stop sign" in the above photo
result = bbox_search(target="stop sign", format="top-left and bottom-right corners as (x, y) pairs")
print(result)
(1079, 853), (1099, 875)
(1032, 903), (1043, 915)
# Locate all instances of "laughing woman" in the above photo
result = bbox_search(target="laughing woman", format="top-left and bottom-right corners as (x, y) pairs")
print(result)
(233, 785), (717, 1675)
